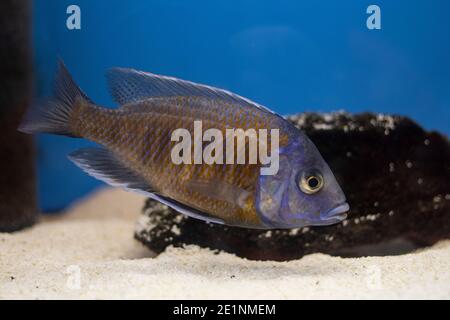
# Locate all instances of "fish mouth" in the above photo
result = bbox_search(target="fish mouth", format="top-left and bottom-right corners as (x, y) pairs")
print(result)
(321, 202), (350, 221)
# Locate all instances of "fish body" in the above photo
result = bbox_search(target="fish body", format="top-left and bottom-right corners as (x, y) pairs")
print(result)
(73, 97), (288, 227)
(20, 61), (349, 229)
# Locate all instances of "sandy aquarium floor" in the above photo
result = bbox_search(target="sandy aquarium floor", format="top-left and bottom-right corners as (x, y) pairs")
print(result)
(0, 188), (449, 299)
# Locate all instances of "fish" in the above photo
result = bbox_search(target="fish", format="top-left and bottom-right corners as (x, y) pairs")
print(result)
(19, 61), (349, 229)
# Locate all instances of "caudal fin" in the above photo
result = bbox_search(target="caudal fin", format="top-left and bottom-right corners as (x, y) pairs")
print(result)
(18, 60), (91, 137)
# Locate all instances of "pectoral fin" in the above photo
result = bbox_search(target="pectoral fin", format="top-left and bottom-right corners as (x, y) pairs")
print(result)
(186, 178), (251, 209)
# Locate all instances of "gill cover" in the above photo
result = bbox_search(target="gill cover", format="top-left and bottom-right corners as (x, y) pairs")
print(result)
(255, 152), (293, 228)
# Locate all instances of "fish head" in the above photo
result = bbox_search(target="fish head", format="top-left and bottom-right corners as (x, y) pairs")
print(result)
(256, 135), (349, 228)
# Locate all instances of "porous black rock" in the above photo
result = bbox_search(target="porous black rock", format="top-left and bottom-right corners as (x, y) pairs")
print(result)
(135, 112), (450, 261)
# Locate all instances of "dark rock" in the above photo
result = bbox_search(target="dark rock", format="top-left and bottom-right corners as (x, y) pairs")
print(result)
(0, 0), (37, 232)
(135, 112), (450, 261)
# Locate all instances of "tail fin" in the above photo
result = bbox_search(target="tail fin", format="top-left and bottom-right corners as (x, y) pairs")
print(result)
(18, 60), (91, 137)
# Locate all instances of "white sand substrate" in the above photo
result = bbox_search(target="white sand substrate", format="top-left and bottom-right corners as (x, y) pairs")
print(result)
(0, 188), (449, 299)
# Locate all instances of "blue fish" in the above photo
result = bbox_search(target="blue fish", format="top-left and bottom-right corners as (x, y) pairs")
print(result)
(19, 61), (349, 229)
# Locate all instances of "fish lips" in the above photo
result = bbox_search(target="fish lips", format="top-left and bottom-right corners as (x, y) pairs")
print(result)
(280, 202), (349, 227)
(320, 202), (350, 223)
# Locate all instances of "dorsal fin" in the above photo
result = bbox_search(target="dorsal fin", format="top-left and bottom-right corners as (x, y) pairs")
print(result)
(68, 147), (225, 225)
(106, 67), (277, 115)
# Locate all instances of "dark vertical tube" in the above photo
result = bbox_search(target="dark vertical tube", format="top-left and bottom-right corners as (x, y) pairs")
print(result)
(0, 0), (37, 232)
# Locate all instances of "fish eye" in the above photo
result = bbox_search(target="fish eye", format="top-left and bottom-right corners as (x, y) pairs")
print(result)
(299, 171), (324, 194)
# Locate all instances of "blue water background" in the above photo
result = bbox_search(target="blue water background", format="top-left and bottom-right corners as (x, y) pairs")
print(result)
(33, 0), (450, 211)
